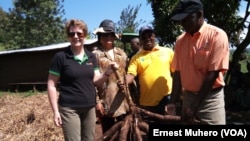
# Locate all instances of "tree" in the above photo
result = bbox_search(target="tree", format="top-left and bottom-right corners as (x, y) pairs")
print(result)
(0, 8), (9, 51)
(116, 4), (146, 54)
(117, 4), (146, 33)
(147, 0), (179, 47)
(230, 0), (250, 64)
(1, 0), (67, 50)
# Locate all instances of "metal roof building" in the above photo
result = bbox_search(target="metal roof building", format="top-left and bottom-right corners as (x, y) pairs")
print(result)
(0, 39), (97, 91)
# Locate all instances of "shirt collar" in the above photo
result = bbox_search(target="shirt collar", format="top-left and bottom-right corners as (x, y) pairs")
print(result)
(140, 44), (160, 53)
(65, 45), (92, 60)
(185, 21), (207, 37)
(198, 21), (207, 34)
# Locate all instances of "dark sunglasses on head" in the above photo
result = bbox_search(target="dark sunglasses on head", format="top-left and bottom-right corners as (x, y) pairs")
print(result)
(68, 32), (84, 38)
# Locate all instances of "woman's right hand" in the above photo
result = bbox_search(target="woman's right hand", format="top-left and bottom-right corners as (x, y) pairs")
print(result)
(54, 111), (62, 127)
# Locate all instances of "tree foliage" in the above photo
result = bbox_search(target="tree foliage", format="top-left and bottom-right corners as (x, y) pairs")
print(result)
(0, 8), (9, 51)
(148, 0), (181, 47)
(116, 4), (146, 54)
(0, 0), (67, 50)
(117, 4), (146, 33)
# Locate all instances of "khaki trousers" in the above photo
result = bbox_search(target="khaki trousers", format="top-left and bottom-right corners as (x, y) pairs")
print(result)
(182, 88), (226, 125)
(59, 106), (96, 141)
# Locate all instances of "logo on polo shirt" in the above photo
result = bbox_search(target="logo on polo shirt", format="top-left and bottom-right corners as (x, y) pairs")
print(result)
(198, 40), (210, 51)
(86, 62), (93, 66)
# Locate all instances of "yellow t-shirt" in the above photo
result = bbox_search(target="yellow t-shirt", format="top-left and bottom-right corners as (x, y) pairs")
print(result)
(127, 44), (174, 106)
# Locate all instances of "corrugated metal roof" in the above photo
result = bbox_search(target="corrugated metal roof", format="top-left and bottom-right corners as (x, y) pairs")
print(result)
(0, 38), (98, 55)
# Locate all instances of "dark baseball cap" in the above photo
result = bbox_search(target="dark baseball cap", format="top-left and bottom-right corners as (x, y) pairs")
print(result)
(171, 0), (203, 21)
(139, 26), (154, 36)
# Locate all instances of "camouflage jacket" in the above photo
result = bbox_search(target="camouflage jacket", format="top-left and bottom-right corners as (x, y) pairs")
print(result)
(94, 47), (130, 117)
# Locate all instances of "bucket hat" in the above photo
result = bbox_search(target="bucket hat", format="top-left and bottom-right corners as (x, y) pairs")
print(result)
(93, 19), (119, 38)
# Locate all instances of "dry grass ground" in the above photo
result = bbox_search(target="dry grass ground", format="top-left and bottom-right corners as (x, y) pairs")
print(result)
(0, 92), (64, 141)
(0, 91), (249, 141)
(0, 92), (103, 141)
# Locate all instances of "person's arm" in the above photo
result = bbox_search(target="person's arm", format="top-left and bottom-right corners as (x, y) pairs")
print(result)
(165, 71), (182, 115)
(47, 74), (61, 127)
(93, 69), (108, 116)
(170, 71), (182, 103)
(181, 71), (219, 123)
(93, 63), (119, 116)
(126, 73), (136, 84)
(93, 63), (117, 87)
(192, 70), (219, 109)
(93, 69), (112, 87)
(194, 28), (228, 108)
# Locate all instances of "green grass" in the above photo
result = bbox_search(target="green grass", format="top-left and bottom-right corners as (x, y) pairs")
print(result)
(230, 52), (250, 73)
(0, 90), (39, 98)
(239, 60), (249, 73)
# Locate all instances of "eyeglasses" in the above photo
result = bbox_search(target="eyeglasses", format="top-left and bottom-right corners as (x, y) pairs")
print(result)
(68, 32), (84, 38)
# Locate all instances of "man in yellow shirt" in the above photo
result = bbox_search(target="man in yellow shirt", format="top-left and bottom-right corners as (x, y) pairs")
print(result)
(126, 26), (174, 115)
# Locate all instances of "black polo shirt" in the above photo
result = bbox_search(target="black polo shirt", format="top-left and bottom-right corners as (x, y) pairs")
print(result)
(49, 46), (98, 108)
